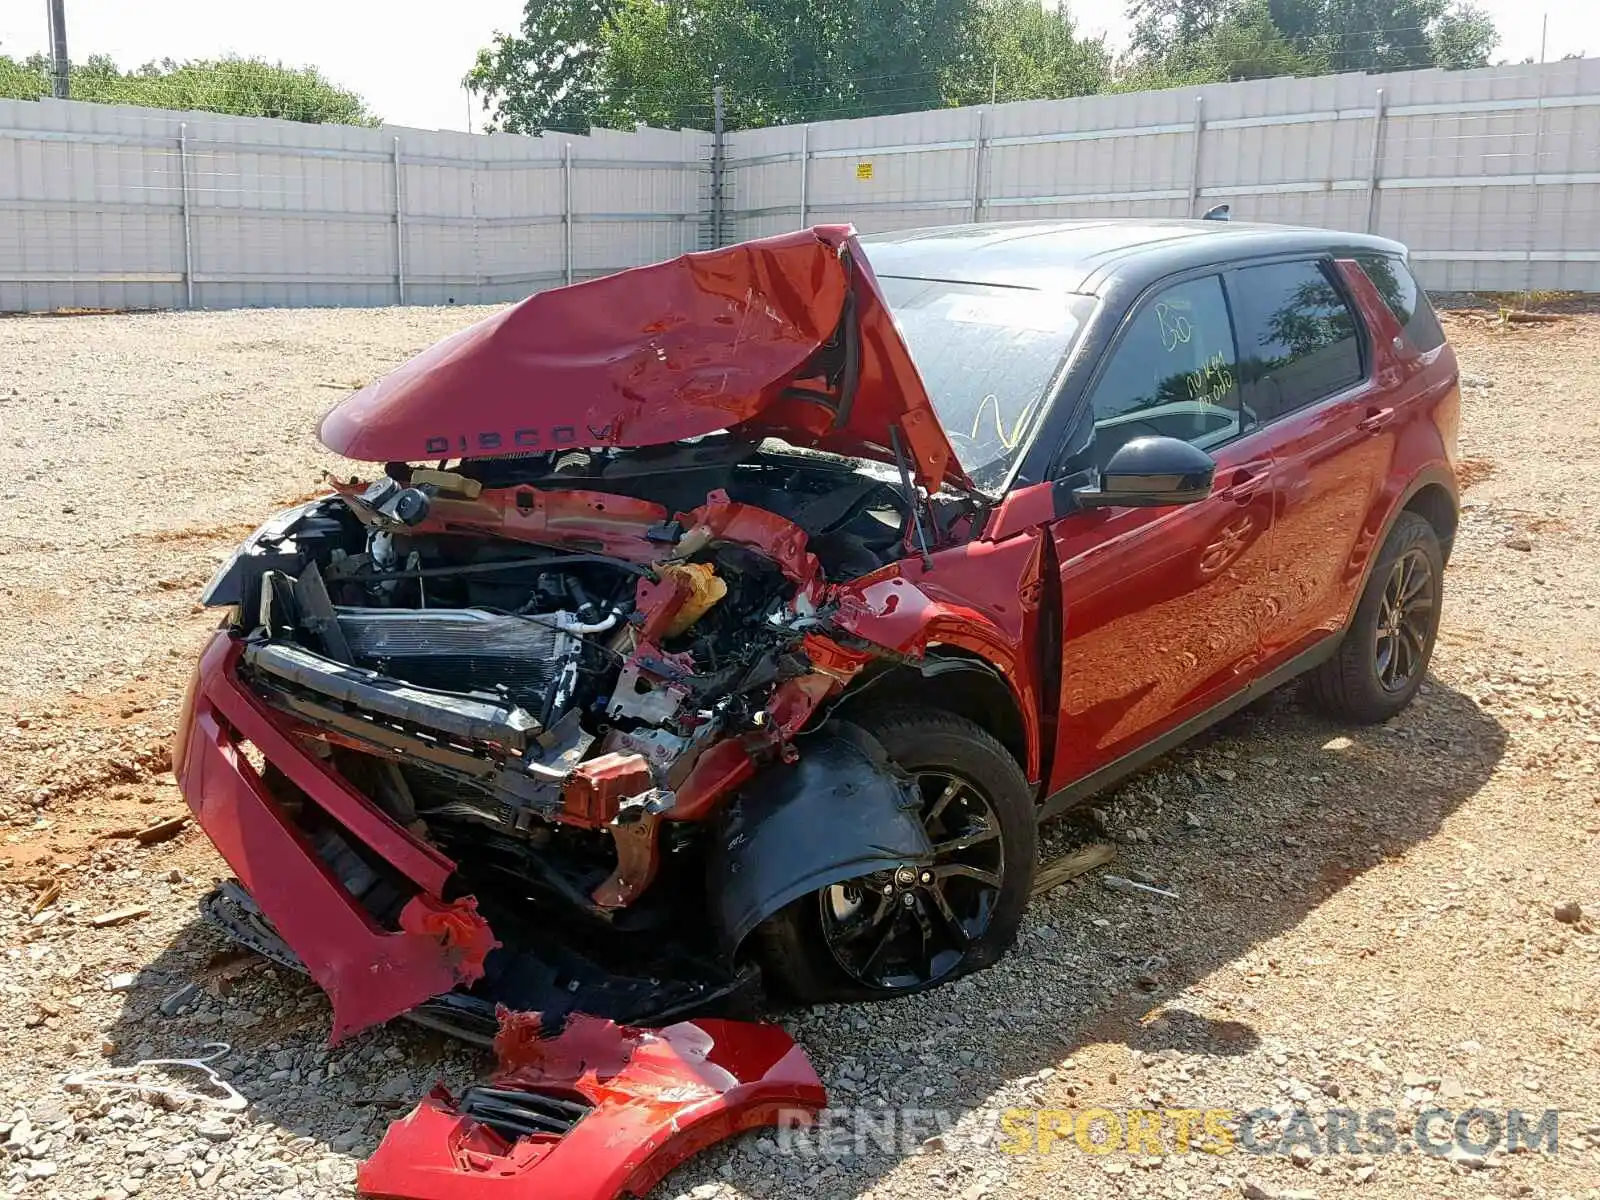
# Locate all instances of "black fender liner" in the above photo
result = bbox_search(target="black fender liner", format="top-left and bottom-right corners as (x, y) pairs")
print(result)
(708, 723), (932, 955)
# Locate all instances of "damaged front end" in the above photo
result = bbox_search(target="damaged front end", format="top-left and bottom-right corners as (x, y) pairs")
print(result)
(177, 458), (969, 1043)
(172, 227), (1017, 1046)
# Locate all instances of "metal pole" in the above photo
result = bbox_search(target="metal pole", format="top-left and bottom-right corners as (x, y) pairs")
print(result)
(711, 85), (726, 247)
(1525, 27), (1552, 301)
(178, 122), (195, 309)
(1186, 96), (1205, 215)
(969, 107), (986, 223)
(562, 141), (573, 286)
(46, 0), (69, 99)
(393, 136), (406, 305)
(798, 124), (809, 228)
(1364, 88), (1386, 234)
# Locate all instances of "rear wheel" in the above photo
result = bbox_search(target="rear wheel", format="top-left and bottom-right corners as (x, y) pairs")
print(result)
(757, 709), (1036, 1002)
(1308, 510), (1443, 723)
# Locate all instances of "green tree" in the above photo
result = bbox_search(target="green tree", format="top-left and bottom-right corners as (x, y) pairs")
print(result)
(1201, 2), (1321, 78)
(0, 53), (50, 100)
(1125, 0), (1319, 85)
(465, 0), (618, 134)
(1429, 2), (1498, 69)
(833, 0), (979, 118)
(1266, 0), (1496, 71)
(1129, 0), (1229, 60)
(943, 0), (1113, 106)
(1129, 0), (1496, 77)
(591, 0), (830, 130)
(0, 53), (378, 124)
(469, 0), (1109, 132)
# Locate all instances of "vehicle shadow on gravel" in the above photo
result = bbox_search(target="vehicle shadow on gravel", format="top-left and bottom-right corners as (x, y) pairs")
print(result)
(97, 674), (1505, 1199)
(734, 674), (1510, 1198)
(94, 921), (492, 1184)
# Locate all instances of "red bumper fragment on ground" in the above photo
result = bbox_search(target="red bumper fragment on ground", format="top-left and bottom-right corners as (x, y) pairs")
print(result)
(357, 1012), (826, 1200)
(173, 632), (497, 1043)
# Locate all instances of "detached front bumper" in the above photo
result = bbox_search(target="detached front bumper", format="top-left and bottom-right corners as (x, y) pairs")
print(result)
(173, 632), (497, 1043)
(358, 1013), (825, 1200)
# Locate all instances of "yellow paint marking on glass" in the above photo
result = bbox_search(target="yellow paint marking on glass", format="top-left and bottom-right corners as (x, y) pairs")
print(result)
(1186, 350), (1235, 406)
(1156, 301), (1193, 352)
(969, 391), (1041, 451)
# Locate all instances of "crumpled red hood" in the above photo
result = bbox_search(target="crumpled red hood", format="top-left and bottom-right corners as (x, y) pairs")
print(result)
(319, 225), (966, 491)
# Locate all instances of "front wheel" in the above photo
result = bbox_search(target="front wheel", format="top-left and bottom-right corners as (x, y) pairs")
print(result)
(1308, 510), (1444, 723)
(756, 709), (1036, 1003)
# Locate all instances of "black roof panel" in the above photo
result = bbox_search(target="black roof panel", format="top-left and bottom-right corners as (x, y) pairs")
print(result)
(860, 219), (1406, 294)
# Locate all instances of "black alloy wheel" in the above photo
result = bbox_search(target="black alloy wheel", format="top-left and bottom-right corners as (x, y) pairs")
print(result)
(1374, 546), (1436, 693)
(1308, 509), (1444, 723)
(818, 767), (1005, 990)
(754, 708), (1036, 1003)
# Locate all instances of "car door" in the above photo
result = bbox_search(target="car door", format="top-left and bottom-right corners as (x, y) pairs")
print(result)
(1223, 257), (1400, 665)
(1046, 272), (1277, 794)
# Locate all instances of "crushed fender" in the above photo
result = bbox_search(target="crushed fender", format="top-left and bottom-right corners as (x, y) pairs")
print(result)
(357, 1012), (826, 1200)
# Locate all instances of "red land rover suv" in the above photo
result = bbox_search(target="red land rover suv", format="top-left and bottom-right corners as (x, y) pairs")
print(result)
(174, 221), (1459, 1043)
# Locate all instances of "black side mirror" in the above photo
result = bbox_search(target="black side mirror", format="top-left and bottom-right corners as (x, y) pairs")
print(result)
(1074, 436), (1215, 509)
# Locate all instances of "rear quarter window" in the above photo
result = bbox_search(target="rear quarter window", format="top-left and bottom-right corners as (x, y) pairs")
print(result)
(1355, 253), (1447, 352)
(1227, 259), (1364, 423)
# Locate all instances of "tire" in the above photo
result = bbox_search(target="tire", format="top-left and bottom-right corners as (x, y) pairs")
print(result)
(756, 708), (1037, 1003)
(1308, 510), (1444, 723)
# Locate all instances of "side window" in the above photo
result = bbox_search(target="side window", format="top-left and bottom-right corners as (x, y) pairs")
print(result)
(1087, 274), (1240, 471)
(1355, 253), (1446, 352)
(1229, 260), (1364, 423)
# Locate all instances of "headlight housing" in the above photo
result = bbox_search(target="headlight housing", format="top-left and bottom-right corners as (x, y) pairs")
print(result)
(197, 501), (321, 608)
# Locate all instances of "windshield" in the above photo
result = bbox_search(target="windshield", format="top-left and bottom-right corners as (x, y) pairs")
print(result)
(877, 276), (1092, 491)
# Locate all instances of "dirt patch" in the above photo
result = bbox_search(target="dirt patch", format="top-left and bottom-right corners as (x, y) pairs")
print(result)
(1454, 455), (1495, 490)
(138, 522), (261, 547)
(0, 306), (1595, 1199)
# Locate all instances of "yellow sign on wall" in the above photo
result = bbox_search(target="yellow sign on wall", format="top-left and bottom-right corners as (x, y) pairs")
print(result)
(856, 161), (874, 180)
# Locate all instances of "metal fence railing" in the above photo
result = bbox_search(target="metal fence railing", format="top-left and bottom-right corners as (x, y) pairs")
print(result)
(2, 57), (1597, 312)
(0, 99), (710, 312)
(724, 58), (1600, 295)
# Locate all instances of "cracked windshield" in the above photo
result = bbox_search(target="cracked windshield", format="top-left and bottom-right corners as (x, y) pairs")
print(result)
(877, 277), (1093, 490)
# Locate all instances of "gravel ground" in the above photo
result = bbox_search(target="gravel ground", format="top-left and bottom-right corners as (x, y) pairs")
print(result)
(0, 303), (1597, 1200)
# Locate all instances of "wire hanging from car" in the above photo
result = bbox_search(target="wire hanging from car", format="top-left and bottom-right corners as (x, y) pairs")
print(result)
(888, 424), (934, 571)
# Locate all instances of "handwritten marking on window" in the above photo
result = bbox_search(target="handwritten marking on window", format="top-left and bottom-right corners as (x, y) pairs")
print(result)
(1186, 350), (1235, 407)
(1156, 302), (1192, 352)
(968, 391), (1041, 451)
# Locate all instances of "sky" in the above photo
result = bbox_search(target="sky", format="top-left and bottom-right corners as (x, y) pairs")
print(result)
(0, 1), (1594, 132)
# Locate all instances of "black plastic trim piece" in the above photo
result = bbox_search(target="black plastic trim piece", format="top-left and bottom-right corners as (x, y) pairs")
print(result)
(708, 723), (932, 954)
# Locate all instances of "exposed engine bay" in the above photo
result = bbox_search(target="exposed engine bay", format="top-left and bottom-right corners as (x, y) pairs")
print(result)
(197, 436), (982, 1029)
